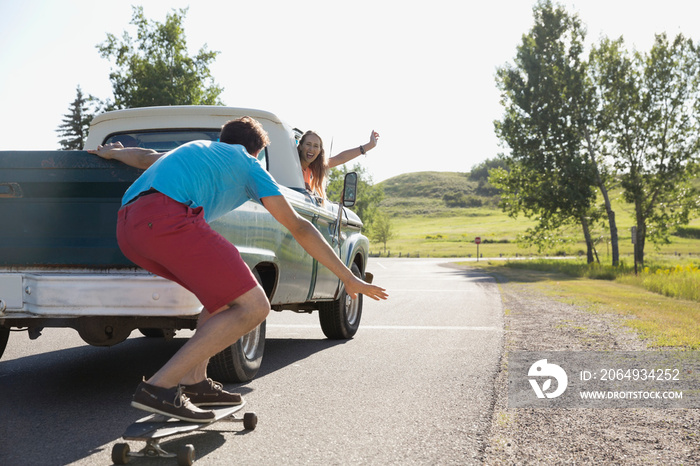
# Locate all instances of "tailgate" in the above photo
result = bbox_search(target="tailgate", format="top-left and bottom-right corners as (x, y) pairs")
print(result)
(0, 151), (143, 267)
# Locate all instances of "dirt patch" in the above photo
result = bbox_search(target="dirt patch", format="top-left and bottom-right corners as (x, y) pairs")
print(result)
(481, 274), (700, 465)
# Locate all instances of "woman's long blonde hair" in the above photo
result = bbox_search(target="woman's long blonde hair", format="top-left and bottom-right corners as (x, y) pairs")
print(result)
(298, 131), (328, 197)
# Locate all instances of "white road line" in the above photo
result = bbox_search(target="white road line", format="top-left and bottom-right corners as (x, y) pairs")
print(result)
(267, 324), (501, 331)
(387, 289), (479, 292)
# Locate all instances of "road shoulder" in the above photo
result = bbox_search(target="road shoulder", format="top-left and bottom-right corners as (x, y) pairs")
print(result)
(479, 271), (699, 465)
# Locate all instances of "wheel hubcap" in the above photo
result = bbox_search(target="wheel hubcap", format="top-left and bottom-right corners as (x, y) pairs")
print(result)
(240, 325), (261, 360)
(345, 293), (359, 326)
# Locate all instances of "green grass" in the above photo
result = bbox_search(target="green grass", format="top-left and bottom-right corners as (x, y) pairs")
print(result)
(369, 204), (700, 260)
(372, 207), (540, 258)
(500, 258), (700, 302)
(618, 264), (700, 302)
(370, 172), (700, 261)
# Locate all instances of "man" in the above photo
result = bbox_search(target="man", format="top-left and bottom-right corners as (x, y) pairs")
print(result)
(89, 116), (388, 422)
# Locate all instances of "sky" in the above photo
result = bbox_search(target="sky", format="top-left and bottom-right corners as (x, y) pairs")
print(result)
(1, 0), (698, 182)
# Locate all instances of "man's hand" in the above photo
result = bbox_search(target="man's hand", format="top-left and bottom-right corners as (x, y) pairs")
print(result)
(86, 143), (162, 169)
(344, 275), (388, 301)
(261, 195), (388, 301)
(87, 142), (125, 160)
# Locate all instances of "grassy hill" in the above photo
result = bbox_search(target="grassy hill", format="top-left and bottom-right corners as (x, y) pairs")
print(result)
(379, 171), (499, 217)
(371, 171), (700, 262)
(381, 171), (473, 199)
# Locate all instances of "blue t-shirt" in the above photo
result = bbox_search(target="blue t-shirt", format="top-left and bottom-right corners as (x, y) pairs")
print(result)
(122, 141), (282, 222)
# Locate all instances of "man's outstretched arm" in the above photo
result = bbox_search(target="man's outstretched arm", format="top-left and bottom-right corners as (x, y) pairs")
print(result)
(261, 195), (388, 301)
(87, 142), (163, 169)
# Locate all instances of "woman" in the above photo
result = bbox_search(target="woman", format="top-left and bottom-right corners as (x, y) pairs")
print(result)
(298, 130), (379, 197)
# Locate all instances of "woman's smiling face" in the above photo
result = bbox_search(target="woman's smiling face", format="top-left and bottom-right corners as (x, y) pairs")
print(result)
(299, 133), (322, 167)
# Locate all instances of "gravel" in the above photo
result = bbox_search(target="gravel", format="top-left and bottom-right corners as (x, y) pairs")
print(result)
(480, 273), (700, 465)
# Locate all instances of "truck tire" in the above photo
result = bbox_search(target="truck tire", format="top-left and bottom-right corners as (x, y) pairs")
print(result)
(208, 319), (266, 383)
(207, 269), (267, 383)
(318, 262), (363, 339)
(139, 328), (166, 338)
(139, 328), (175, 339)
(0, 326), (9, 359)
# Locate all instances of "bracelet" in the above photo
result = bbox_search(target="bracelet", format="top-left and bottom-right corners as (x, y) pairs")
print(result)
(359, 145), (366, 155)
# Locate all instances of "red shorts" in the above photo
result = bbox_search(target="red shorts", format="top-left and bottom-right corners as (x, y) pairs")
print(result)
(117, 192), (258, 313)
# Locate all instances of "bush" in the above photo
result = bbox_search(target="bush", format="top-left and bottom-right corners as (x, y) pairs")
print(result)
(673, 227), (700, 239)
(442, 192), (482, 208)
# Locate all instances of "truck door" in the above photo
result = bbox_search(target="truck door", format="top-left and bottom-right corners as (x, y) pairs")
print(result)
(307, 201), (341, 300)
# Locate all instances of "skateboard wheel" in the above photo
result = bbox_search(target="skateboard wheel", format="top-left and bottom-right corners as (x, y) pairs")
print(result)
(177, 444), (195, 466)
(111, 443), (131, 464)
(243, 412), (258, 430)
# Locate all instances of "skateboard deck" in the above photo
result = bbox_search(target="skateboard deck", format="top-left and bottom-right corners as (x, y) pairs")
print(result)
(112, 401), (257, 465)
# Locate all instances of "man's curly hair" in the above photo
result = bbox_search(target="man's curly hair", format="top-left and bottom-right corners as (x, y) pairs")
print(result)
(219, 116), (270, 155)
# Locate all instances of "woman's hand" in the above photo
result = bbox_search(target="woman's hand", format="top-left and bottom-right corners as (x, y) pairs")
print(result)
(366, 130), (380, 150)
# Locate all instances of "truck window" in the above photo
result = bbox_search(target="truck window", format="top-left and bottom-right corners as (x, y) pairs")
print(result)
(103, 130), (268, 170)
(103, 130), (221, 151)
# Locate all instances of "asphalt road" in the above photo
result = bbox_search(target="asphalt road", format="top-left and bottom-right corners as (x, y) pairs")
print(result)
(0, 258), (504, 465)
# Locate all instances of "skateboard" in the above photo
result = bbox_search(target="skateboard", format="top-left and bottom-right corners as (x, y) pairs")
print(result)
(112, 401), (257, 466)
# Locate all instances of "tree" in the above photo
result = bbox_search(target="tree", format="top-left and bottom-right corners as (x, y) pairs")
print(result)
(326, 164), (384, 233)
(469, 157), (508, 183)
(370, 212), (394, 253)
(97, 6), (223, 109)
(469, 157), (506, 197)
(56, 86), (98, 150)
(592, 33), (700, 265)
(493, 0), (600, 262)
(579, 40), (624, 266)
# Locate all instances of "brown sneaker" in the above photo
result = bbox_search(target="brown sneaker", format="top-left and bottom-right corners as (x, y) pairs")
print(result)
(131, 380), (215, 423)
(180, 378), (243, 406)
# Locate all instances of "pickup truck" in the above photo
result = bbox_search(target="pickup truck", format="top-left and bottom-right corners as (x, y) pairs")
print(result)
(0, 105), (373, 382)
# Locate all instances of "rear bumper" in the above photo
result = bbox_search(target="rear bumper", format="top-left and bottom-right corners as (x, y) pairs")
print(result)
(0, 271), (202, 319)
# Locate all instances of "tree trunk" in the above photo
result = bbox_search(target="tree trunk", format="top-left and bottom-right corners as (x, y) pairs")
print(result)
(633, 183), (647, 267)
(635, 221), (646, 267)
(605, 207), (619, 266)
(583, 128), (619, 266)
(581, 216), (595, 264)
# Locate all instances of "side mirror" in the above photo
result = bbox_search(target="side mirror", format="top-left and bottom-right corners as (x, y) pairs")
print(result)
(342, 172), (358, 207)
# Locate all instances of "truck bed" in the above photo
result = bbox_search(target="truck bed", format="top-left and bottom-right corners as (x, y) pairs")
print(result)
(0, 151), (142, 267)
